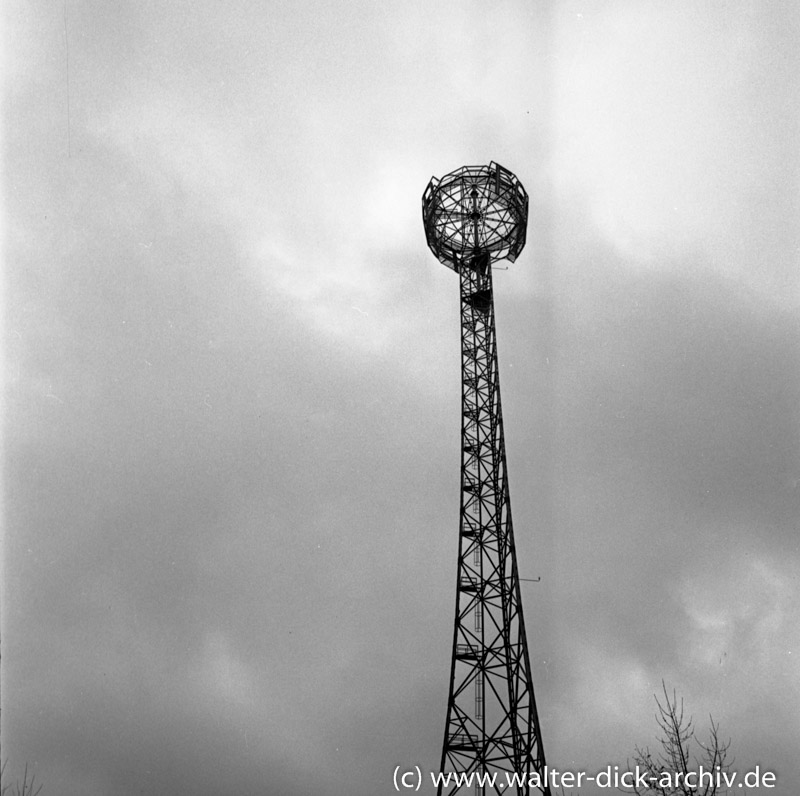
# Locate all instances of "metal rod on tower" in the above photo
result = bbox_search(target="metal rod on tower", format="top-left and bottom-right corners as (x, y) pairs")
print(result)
(422, 162), (550, 796)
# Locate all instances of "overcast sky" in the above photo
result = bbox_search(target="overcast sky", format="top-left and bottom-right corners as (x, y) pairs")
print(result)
(3, 1), (799, 794)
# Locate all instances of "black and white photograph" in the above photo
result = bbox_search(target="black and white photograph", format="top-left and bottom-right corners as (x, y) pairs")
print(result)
(4, 2), (799, 794)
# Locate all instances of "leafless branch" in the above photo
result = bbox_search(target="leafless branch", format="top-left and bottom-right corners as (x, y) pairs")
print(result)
(623, 681), (733, 796)
(1, 761), (43, 796)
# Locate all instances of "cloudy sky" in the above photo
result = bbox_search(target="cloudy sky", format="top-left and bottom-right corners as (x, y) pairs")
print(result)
(4, 1), (799, 794)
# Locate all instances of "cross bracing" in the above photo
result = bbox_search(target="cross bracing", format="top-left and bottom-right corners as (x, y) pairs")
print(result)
(422, 164), (549, 796)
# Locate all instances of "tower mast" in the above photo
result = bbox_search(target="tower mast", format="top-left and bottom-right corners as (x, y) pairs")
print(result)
(422, 163), (550, 796)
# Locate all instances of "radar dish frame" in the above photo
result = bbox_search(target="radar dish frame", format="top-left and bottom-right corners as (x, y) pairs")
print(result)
(422, 161), (529, 270)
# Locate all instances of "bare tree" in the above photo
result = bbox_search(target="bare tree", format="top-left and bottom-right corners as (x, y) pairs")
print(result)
(626, 682), (732, 796)
(0, 761), (43, 796)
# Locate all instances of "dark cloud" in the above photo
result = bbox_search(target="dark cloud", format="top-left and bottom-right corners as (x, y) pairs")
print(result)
(5, 1), (800, 795)
(558, 257), (799, 530)
(4, 114), (465, 794)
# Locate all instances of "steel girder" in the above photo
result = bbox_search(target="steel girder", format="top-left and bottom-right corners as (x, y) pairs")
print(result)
(422, 162), (548, 796)
(435, 252), (549, 796)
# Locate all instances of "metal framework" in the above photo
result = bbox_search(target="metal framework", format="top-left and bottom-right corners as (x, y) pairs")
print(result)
(422, 163), (550, 796)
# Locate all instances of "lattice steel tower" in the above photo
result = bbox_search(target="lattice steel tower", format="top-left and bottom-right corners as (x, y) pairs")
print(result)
(422, 163), (550, 796)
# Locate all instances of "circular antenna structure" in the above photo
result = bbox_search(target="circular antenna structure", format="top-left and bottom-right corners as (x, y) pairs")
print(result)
(422, 161), (528, 271)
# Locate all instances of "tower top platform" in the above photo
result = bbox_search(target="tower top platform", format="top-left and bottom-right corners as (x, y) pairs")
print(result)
(422, 161), (528, 271)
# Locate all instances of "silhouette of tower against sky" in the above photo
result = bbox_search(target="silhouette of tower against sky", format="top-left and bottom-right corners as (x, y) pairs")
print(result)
(422, 163), (550, 796)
